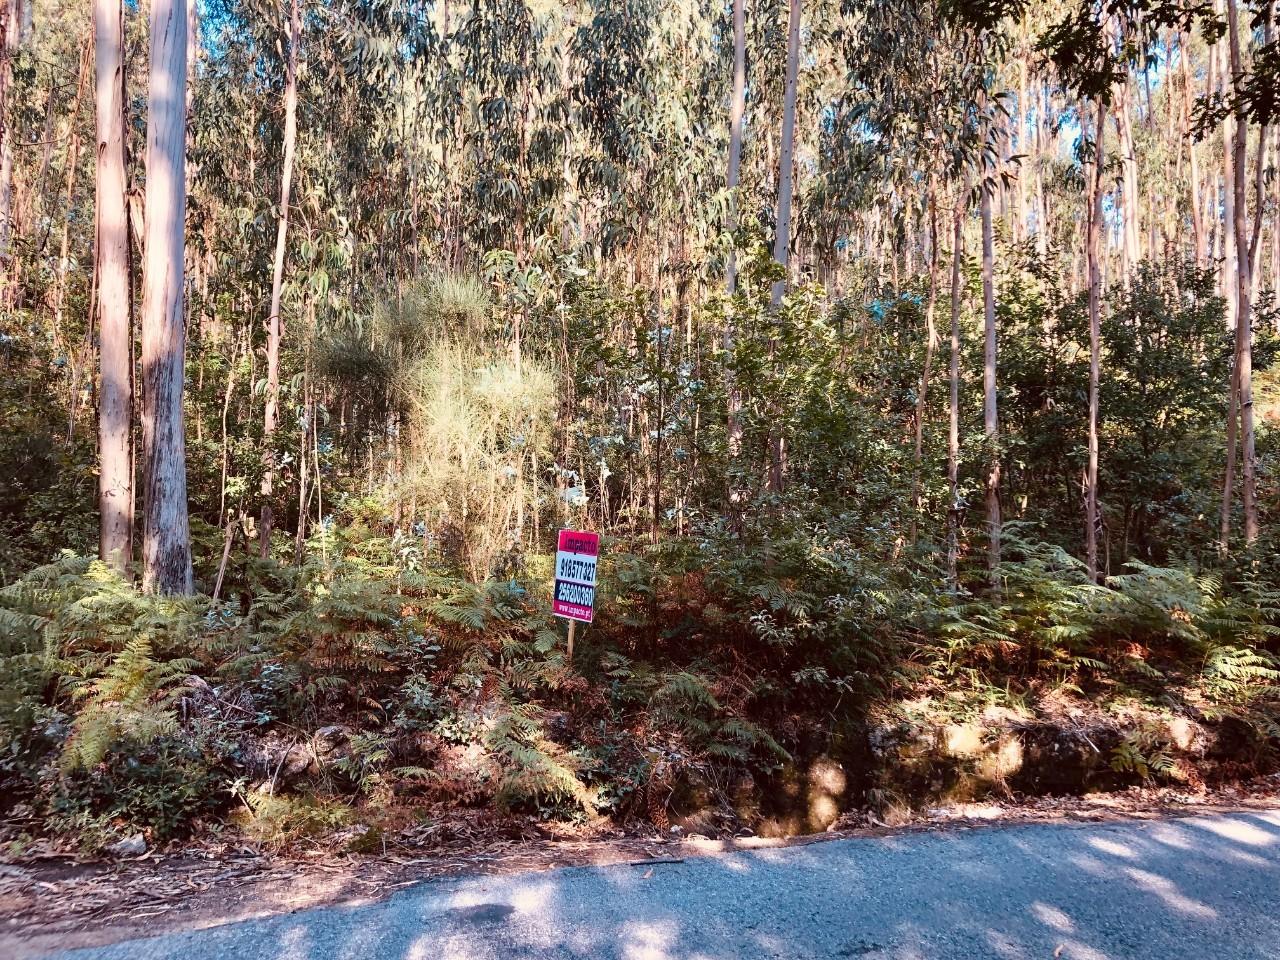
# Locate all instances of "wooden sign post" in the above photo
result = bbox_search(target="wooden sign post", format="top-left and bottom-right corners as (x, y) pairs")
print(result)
(553, 529), (599, 660)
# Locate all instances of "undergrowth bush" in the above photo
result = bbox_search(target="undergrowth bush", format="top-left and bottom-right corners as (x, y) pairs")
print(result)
(2, 519), (1279, 847)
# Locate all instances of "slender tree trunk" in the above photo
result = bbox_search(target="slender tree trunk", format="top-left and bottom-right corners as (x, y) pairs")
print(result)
(1220, 343), (1240, 553)
(766, 0), (800, 495)
(1248, 4), (1274, 304)
(725, 0), (745, 297)
(0, 0), (19, 291)
(910, 180), (940, 546)
(1216, 4), (1238, 324)
(1180, 33), (1206, 266)
(1273, 127), (1280, 305)
(1085, 99), (1106, 581)
(946, 193), (964, 589)
(95, 0), (132, 575)
(294, 382), (310, 563)
(1036, 82), (1051, 259)
(724, 0), (745, 518)
(140, 0), (192, 595)
(1227, 0), (1258, 544)
(260, 0), (301, 558)
(981, 170), (1001, 580)
(55, 38), (90, 336)
(1116, 83), (1141, 276)
(1016, 53), (1028, 243)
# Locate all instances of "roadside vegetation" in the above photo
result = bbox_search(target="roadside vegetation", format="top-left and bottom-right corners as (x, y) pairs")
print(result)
(2, 0), (1280, 855)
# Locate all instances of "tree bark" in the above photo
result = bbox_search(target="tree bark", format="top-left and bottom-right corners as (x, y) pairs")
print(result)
(1179, 32), (1206, 266)
(140, 0), (192, 595)
(725, 0), (745, 297)
(981, 166), (1001, 581)
(1085, 98), (1105, 581)
(910, 180), (940, 546)
(724, 0), (745, 518)
(1273, 127), (1280, 308)
(260, 0), (301, 558)
(766, 0), (800, 495)
(1226, 0), (1258, 545)
(947, 193), (964, 589)
(1116, 83), (1141, 277)
(95, 0), (133, 576)
(0, 0), (19, 288)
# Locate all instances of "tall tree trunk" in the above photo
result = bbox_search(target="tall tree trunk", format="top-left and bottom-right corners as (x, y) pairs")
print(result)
(981, 170), (1001, 581)
(724, 0), (745, 518)
(260, 0), (300, 558)
(910, 180), (940, 546)
(1248, 4), (1274, 304)
(947, 194), (964, 589)
(1085, 98), (1106, 581)
(1016, 52), (1028, 243)
(1217, 6), (1238, 326)
(1227, 0), (1258, 544)
(1116, 83), (1141, 277)
(1179, 32), (1206, 266)
(766, 0), (800, 495)
(140, 0), (192, 595)
(54, 38), (91, 335)
(95, 0), (132, 575)
(1273, 127), (1280, 305)
(0, 0), (19, 290)
(1035, 81), (1051, 260)
(725, 0), (745, 297)
(1220, 339), (1240, 553)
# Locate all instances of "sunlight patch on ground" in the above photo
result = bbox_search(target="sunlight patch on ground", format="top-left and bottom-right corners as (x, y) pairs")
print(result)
(619, 918), (680, 960)
(1190, 816), (1277, 848)
(273, 925), (312, 960)
(983, 928), (1026, 958)
(1031, 901), (1076, 933)
(1055, 939), (1113, 960)
(507, 880), (556, 913)
(1087, 836), (1138, 859)
(1122, 867), (1217, 919)
(1065, 853), (1113, 878)
(1145, 823), (1195, 850)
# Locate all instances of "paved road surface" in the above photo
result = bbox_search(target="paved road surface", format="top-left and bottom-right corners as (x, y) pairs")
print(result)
(48, 810), (1280, 959)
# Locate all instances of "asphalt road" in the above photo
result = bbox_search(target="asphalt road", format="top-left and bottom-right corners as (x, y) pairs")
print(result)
(48, 809), (1280, 960)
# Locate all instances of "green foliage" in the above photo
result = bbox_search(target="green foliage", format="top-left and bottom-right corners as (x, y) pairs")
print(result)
(45, 737), (227, 844)
(231, 790), (355, 851)
(1110, 732), (1177, 782)
(487, 699), (598, 816)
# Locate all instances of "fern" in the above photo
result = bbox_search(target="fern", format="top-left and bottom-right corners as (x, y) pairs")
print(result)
(61, 636), (194, 770)
(486, 700), (597, 814)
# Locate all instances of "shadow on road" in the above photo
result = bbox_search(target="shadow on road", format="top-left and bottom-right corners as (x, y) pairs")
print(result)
(58, 811), (1280, 960)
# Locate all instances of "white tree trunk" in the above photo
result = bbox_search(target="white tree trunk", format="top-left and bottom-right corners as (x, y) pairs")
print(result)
(724, 0), (745, 516)
(946, 194), (963, 588)
(770, 0), (800, 307)
(725, 0), (745, 297)
(0, 0), (20, 279)
(766, 0), (800, 494)
(982, 174), (1000, 580)
(140, 0), (192, 595)
(1116, 84), (1141, 275)
(1227, 0), (1258, 544)
(1085, 99), (1105, 581)
(1179, 33), (1206, 266)
(95, 0), (133, 575)
(910, 181), (940, 546)
(260, 0), (301, 557)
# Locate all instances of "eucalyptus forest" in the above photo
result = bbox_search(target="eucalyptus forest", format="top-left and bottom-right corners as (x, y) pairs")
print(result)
(2, 0), (1280, 858)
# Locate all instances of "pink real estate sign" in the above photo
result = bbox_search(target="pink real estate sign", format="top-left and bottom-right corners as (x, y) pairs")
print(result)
(553, 529), (599, 623)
